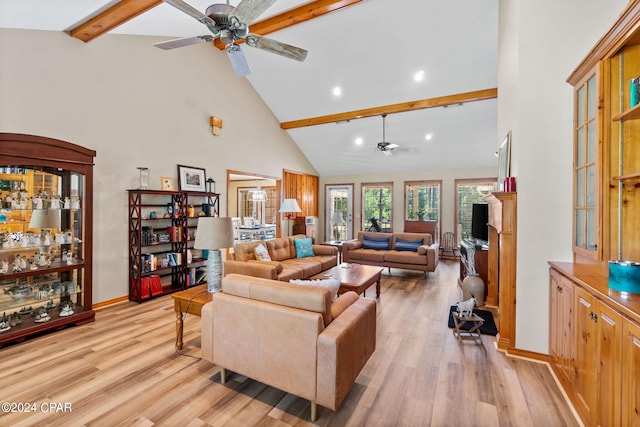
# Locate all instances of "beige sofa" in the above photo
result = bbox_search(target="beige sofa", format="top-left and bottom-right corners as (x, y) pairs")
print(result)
(343, 231), (439, 274)
(224, 234), (338, 281)
(201, 273), (377, 421)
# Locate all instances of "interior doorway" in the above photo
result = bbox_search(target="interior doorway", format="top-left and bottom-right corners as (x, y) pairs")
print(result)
(325, 184), (353, 242)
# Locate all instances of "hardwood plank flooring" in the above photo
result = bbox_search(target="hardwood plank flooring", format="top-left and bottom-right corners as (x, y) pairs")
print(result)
(0, 261), (579, 426)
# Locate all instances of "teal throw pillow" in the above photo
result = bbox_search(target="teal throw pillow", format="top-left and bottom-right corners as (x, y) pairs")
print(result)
(294, 238), (315, 258)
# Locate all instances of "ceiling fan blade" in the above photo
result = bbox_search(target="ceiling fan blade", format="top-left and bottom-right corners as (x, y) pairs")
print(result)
(153, 35), (215, 50)
(386, 143), (399, 150)
(230, 0), (277, 25)
(245, 34), (308, 62)
(382, 150), (393, 157)
(226, 44), (251, 77)
(163, 0), (219, 34)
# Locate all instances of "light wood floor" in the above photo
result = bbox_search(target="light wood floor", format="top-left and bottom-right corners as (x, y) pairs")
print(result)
(0, 260), (579, 426)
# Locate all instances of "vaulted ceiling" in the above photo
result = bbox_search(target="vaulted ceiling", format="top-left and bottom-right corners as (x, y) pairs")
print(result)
(0, 0), (499, 176)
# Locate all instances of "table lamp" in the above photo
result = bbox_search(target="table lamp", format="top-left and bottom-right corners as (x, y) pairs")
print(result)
(194, 217), (235, 293)
(279, 198), (301, 236)
(330, 211), (344, 242)
(29, 209), (61, 252)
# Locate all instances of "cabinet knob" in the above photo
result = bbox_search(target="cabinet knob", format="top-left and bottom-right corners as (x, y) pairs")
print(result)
(557, 285), (563, 293)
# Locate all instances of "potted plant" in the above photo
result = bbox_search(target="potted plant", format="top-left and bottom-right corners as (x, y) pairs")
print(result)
(417, 210), (425, 221)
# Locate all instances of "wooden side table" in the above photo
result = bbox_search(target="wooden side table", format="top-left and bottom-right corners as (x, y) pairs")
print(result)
(320, 240), (354, 264)
(451, 311), (484, 344)
(172, 285), (212, 350)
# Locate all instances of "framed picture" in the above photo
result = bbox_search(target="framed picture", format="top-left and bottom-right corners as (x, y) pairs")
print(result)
(497, 131), (511, 191)
(160, 177), (174, 191)
(178, 165), (206, 192)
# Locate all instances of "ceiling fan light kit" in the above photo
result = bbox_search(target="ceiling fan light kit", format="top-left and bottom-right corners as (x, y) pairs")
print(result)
(156, 0), (308, 76)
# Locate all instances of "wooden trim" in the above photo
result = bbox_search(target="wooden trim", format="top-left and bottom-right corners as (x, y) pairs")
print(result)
(280, 88), (498, 129)
(69, 0), (162, 43)
(213, 0), (362, 49)
(93, 295), (130, 310)
(567, 0), (640, 85)
(505, 347), (550, 363)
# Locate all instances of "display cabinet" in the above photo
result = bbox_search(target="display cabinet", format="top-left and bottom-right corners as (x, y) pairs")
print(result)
(0, 133), (95, 346)
(549, 2), (640, 425)
(128, 189), (219, 302)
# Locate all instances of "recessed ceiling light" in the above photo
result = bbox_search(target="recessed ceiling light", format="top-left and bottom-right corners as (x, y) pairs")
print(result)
(414, 70), (425, 82)
(355, 137), (363, 145)
(332, 86), (342, 97)
(425, 133), (433, 141)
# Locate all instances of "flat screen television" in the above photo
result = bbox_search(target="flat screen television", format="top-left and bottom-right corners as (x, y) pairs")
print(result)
(471, 203), (489, 242)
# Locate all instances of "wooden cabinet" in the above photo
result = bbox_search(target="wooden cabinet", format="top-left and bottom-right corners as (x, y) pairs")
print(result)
(127, 190), (219, 302)
(567, 0), (640, 265)
(0, 133), (95, 346)
(573, 286), (623, 427)
(549, 269), (574, 389)
(621, 317), (640, 426)
(484, 191), (517, 351)
(551, 3), (640, 425)
(549, 263), (638, 427)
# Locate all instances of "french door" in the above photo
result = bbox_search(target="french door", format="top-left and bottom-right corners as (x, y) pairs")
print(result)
(325, 184), (353, 242)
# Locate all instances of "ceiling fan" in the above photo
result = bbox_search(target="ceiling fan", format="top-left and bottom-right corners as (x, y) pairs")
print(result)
(375, 114), (400, 156)
(154, 0), (308, 76)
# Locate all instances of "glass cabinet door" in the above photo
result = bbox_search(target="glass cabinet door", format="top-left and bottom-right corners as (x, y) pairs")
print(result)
(574, 73), (600, 259)
(0, 166), (87, 330)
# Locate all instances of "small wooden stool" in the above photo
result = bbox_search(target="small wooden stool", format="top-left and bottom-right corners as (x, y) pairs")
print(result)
(452, 311), (484, 344)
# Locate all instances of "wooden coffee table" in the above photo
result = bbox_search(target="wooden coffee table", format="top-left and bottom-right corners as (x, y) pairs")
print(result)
(312, 264), (383, 298)
(172, 285), (212, 350)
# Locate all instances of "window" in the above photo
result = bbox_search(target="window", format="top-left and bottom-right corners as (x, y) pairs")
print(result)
(362, 182), (393, 232)
(456, 179), (495, 241)
(238, 187), (277, 225)
(405, 180), (441, 221)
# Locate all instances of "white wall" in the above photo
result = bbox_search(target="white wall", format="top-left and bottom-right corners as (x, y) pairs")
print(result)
(0, 28), (317, 303)
(499, 0), (629, 352)
(319, 166), (496, 242)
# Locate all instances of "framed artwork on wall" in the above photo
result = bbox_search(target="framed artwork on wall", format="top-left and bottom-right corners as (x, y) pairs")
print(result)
(160, 177), (174, 191)
(178, 165), (206, 192)
(497, 131), (511, 191)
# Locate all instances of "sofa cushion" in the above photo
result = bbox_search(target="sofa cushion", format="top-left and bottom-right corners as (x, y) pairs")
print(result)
(294, 237), (315, 258)
(347, 248), (386, 263)
(233, 241), (264, 262)
(395, 238), (423, 252)
(362, 235), (390, 250)
(254, 243), (271, 261)
(266, 238), (293, 261)
(222, 273), (332, 326)
(290, 277), (340, 300)
(384, 250), (428, 265)
(282, 258), (323, 277)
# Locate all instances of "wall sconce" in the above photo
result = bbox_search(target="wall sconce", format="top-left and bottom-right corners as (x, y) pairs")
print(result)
(210, 116), (223, 136)
(206, 178), (216, 193)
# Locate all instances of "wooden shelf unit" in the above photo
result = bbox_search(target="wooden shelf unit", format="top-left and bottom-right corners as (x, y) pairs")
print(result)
(127, 189), (219, 302)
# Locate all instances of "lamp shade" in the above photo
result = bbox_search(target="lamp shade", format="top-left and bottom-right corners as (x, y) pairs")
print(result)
(330, 211), (344, 224)
(279, 198), (301, 213)
(194, 217), (235, 250)
(29, 209), (61, 230)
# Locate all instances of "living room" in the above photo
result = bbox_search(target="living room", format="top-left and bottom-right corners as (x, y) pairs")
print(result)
(1, 0), (638, 425)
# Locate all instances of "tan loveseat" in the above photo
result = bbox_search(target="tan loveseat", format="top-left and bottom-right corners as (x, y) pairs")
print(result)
(201, 273), (377, 421)
(224, 234), (338, 281)
(343, 231), (439, 274)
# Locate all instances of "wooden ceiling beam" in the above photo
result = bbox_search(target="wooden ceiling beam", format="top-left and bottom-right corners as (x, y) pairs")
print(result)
(214, 0), (362, 49)
(280, 88), (498, 129)
(69, 0), (162, 43)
